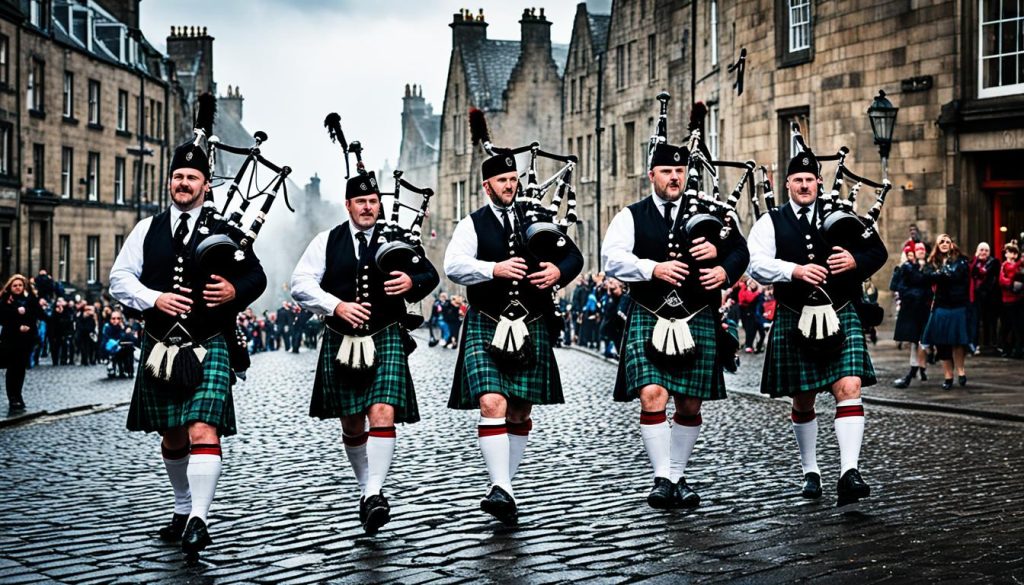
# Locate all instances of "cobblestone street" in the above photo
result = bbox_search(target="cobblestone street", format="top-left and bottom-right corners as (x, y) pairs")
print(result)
(1, 341), (1022, 584)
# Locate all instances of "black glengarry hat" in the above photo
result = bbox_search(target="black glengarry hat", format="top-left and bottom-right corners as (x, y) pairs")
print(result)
(169, 142), (210, 180)
(346, 171), (379, 199)
(787, 150), (820, 177)
(649, 142), (689, 169)
(482, 154), (517, 181)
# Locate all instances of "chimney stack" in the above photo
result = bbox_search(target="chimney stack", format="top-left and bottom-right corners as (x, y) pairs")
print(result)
(450, 7), (488, 46)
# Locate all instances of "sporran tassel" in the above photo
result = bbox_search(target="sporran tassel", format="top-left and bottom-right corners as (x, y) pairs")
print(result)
(336, 335), (376, 370)
(169, 343), (203, 391)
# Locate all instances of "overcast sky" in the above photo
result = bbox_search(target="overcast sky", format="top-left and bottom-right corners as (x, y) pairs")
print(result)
(140, 1), (612, 202)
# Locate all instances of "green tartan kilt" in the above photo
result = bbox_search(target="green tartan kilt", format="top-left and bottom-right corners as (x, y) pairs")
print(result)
(613, 304), (727, 402)
(311, 323), (420, 424)
(760, 303), (877, 397)
(448, 309), (564, 409)
(126, 333), (237, 436)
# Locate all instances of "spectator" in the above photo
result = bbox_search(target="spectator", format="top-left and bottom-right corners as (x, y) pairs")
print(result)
(921, 234), (971, 389)
(48, 298), (75, 365)
(998, 242), (1024, 359)
(34, 269), (54, 301)
(1, 275), (45, 414)
(442, 294), (462, 348)
(891, 243), (933, 387)
(429, 293), (449, 347)
(277, 301), (295, 351)
(101, 311), (135, 378)
(969, 242), (1001, 353)
(738, 277), (765, 353)
(599, 278), (628, 358)
(75, 305), (99, 366)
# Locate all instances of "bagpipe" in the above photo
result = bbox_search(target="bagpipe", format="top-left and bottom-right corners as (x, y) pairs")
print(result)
(752, 123), (892, 355)
(468, 108), (580, 371)
(145, 94), (293, 391)
(322, 113), (435, 379)
(643, 93), (754, 373)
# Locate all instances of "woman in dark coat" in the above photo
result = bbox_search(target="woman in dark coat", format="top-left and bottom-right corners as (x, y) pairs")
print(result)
(892, 242), (933, 387)
(921, 234), (971, 390)
(1, 274), (45, 414)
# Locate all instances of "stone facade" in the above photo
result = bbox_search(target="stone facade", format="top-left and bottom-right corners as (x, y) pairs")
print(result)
(430, 7), (568, 272)
(396, 83), (439, 195)
(0, 0), (183, 299)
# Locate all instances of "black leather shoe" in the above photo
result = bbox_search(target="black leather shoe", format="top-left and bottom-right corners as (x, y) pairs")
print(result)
(646, 477), (677, 510)
(836, 469), (870, 507)
(942, 378), (953, 390)
(801, 472), (822, 499)
(180, 517), (212, 558)
(480, 485), (518, 525)
(918, 367), (927, 381)
(158, 513), (189, 541)
(958, 375), (967, 387)
(361, 493), (391, 535)
(675, 478), (701, 508)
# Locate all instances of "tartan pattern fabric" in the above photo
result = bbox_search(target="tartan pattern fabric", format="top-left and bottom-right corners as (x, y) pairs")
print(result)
(448, 309), (564, 409)
(614, 304), (727, 402)
(311, 324), (420, 424)
(760, 303), (877, 397)
(126, 333), (237, 436)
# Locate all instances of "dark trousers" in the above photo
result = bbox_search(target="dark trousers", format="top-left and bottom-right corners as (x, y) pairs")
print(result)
(290, 330), (302, 353)
(1001, 302), (1024, 356)
(740, 307), (763, 349)
(4, 351), (30, 407)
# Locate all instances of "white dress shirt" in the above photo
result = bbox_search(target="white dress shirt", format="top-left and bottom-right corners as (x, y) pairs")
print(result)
(290, 222), (374, 316)
(747, 199), (815, 285)
(109, 205), (198, 311)
(601, 193), (678, 282)
(444, 202), (517, 286)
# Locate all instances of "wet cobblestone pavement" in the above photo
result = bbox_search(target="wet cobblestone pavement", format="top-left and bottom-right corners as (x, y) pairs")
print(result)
(1, 341), (1022, 583)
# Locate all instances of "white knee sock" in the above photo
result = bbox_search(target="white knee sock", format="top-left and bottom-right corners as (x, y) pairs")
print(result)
(161, 444), (191, 515)
(669, 413), (702, 482)
(364, 427), (396, 496)
(791, 409), (820, 475)
(342, 430), (369, 495)
(478, 416), (512, 495)
(507, 419), (532, 480)
(187, 444), (222, 524)
(640, 411), (671, 480)
(834, 399), (865, 476)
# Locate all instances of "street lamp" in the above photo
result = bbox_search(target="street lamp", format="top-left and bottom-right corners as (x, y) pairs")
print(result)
(867, 89), (898, 179)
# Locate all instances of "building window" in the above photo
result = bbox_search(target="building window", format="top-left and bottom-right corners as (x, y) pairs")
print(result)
(647, 34), (657, 81)
(117, 90), (128, 131)
(88, 79), (100, 125)
(33, 144), (44, 189)
(0, 34), (9, 86)
(777, 0), (813, 67)
(627, 41), (635, 85)
(63, 71), (73, 118)
(87, 152), (100, 202)
(148, 98), (156, 138)
(586, 134), (593, 180)
(979, 0), (1024, 98)
(778, 108), (810, 188)
(710, 1), (719, 66)
(707, 104), (720, 160)
(114, 157), (126, 205)
(156, 102), (163, 138)
(570, 78), (577, 114)
(616, 45), (625, 89)
(452, 181), (465, 221)
(86, 236), (100, 284)
(114, 234), (125, 258)
(610, 125), (617, 176)
(0, 123), (11, 177)
(28, 58), (45, 113)
(61, 147), (73, 198)
(29, 0), (43, 27)
(58, 235), (70, 283)
(624, 122), (636, 176)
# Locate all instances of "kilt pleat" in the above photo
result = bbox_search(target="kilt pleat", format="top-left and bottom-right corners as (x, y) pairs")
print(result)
(448, 309), (564, 409)
(613, 304), (727, 402)
(311, 324), (420, 424)
(126, 333), (237, 436)
(760, 303), (877, 397)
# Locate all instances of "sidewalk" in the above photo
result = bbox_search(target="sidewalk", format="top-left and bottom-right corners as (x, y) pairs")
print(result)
(569, 330), (1024, 423)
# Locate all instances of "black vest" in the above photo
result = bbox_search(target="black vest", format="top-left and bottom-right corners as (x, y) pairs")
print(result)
(319, 222), (406, 334)
(139, 210), (235, 340)
(769, 203), (862, 308)
(465, 206), (551, 320)
(626, 197), (721, 313)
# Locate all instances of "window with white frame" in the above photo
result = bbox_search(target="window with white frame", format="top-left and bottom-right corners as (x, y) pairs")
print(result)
(710, 0), (719, 66)
(979, 0), (1024, 98)
(0, 34), (9, 86)
(87, 152), (99, 201)
(789, 0), (811, 52)
(61, 147), (73, 198)
(707, 104), (720, 160)
(63, 71), (73, 117)
(58, 235), (70, 282)
(114, 157), (125, 204)
(114, 234), (125, 258)
(0, 123), (11, 176)
(28, 59), (44, 112)
(88, 79), (100, 124)
(29, 0), (42, 27)
(86, 236), (99, 283)
(117, 90), (128, 131)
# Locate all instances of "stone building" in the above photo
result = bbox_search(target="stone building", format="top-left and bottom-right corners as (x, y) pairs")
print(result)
(396, 83), (440, 193)
(430, 7), (568, 269)
(0, 0), (183, 298)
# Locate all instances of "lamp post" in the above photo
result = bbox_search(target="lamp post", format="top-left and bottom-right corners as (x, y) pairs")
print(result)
(867, 90), (898, 180)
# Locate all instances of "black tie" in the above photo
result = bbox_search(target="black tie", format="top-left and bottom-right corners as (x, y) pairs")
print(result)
(356, 231), (369, 262)
(663, 202), (674, 229)
(172, 212), (191, 252)
(797, 206), (812, 233)
(500, 208), (513, 239)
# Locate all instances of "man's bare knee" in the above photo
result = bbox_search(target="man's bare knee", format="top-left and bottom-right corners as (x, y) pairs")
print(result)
(639, 385), (669, 412)
(831, 377), (862, 402)
(340, 415), (366, 436)
(187, 422), (219, 445)
(479, 393), (508, 418)
(367, 404), (395, 427)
